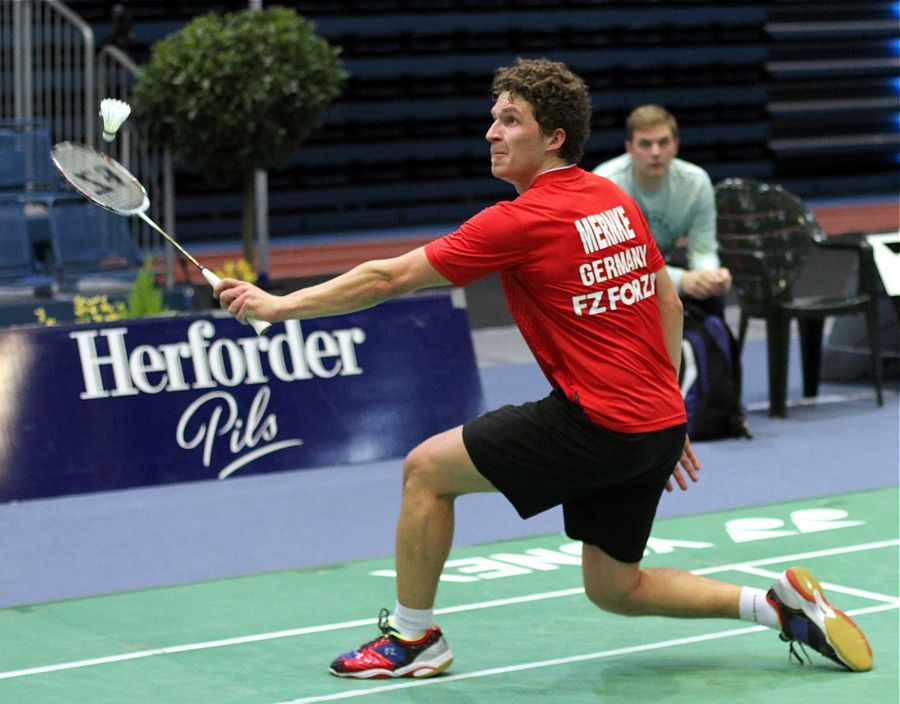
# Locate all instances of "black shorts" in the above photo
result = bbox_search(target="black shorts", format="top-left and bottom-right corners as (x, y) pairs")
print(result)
(462, 389), (686, 564)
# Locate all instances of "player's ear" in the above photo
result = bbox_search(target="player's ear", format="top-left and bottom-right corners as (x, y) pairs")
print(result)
(547, 127), (566, 153)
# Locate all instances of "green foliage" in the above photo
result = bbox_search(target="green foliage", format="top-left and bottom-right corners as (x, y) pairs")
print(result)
(132, 7), (347, 183)
(126, 258), (167, 318)
(33, 259), (168, 327)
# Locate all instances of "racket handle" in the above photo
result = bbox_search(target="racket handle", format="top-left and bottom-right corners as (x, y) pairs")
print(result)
(201, 268), (271, 336)
(246, 315), (272, 336)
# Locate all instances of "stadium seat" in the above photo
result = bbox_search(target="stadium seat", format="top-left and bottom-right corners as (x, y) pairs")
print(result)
(46, 199), (142, 294)
(0, 197), (56, 297)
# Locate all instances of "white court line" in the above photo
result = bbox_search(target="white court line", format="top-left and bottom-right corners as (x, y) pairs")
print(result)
(690, 538), (900, 576)
(731, 565), (900, 605)
(0, 589), (584, 681)
(280, 603), (898, 704)
(0, 538), (896, 681)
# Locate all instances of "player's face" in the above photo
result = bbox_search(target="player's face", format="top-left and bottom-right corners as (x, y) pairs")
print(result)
(486, 92), (557, 193)
(626, 124), (679, 186)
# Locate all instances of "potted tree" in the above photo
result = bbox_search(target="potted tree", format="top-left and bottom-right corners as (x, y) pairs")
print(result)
(132, 7), (346, 268)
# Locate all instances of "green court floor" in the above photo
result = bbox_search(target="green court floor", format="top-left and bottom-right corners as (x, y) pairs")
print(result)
(1, 487), (897, 703)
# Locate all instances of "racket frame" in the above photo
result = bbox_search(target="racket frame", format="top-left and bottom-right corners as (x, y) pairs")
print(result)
(50, 141), (270, 335)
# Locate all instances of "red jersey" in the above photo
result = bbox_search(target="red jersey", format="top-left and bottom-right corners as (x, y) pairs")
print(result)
(425, 165), (686, 432)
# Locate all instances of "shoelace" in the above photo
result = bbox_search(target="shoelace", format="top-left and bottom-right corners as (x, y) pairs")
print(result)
(346, 608), (394, 653)
(377, 607), (393, 636)
(783, 636), (812, 666)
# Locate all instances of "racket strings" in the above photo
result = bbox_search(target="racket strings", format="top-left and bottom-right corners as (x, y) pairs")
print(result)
(51, 142), (147, 213)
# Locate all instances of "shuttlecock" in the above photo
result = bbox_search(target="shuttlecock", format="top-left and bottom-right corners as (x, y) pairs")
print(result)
(100, 98), (131, 142)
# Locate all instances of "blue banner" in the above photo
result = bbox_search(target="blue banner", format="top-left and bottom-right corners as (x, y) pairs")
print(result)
(0, 291), (484, 502)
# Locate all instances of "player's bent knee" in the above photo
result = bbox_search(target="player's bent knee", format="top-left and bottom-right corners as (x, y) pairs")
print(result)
(402, 446), (429, 486)
(584, 583), (636, 615)
(402, 442), (447, 496)
(582, 555), (644, 616)
(402, 429), (492, 499)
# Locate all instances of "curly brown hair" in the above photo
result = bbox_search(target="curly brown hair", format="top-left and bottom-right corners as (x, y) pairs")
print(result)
(492, 58), (592, 164)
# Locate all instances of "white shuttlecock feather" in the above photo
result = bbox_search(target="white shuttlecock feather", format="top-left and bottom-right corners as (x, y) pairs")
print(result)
(100, 98), (131, 142)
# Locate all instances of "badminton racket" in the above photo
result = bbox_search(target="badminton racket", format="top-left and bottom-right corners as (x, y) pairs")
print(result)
(50, 141), (270, 336)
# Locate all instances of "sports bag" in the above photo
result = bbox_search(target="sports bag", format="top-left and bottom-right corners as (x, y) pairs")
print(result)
(678, 303), (750, 440)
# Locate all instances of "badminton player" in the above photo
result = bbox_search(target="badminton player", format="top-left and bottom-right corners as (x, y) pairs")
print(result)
(216, 58), (872, 679)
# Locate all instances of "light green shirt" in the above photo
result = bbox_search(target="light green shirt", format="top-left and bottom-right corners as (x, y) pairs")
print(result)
(593, 154), (719, 291)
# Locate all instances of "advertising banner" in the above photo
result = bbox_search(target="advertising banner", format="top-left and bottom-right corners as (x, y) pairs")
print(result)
(0, 291), (484, 502)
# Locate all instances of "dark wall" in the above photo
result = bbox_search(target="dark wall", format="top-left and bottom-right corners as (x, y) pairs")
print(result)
(766, 2), (899, 198)
(70, 1), (898, 243)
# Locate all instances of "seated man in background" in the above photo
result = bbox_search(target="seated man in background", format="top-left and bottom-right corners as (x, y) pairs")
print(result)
(594, 104), (731, 316)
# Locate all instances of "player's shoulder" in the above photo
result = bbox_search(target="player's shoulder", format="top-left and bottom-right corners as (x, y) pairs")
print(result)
(465, 195), (526, 232)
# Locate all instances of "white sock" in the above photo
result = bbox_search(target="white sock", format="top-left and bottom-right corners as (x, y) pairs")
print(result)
(738, 587), (782, 630)
(391, 601), (434, 640)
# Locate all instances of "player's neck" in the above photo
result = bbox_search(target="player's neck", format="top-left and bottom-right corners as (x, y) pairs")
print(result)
(518, 157), (570, 193)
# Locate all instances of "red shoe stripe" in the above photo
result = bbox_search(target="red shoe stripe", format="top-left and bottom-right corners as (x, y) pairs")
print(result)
(785, 568), (815, 602)
(393, 627), (440, 646)
(766, 592), (789, 633)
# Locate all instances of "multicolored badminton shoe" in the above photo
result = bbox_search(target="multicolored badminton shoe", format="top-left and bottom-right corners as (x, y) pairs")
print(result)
(767, 566), (873, 672)
(329, 609), (453, 679)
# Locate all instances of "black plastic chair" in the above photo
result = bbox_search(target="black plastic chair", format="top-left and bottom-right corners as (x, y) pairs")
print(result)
(715, 178), (883, 417)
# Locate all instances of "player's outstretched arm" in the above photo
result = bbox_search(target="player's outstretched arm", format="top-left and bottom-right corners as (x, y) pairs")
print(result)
(215, 246), (450, 323)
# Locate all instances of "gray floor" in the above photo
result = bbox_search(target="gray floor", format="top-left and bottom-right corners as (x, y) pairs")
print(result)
(471, 303), (759, 367)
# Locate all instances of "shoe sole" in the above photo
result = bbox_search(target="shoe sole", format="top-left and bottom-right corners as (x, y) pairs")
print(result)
(785, 566), (873, 672)
(330, 651), (454, 679)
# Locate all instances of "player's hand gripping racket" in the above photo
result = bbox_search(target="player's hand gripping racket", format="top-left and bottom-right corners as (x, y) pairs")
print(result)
(50, 141), (271, 336)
